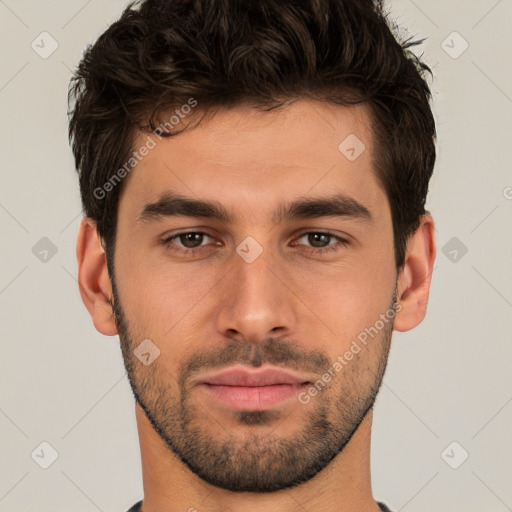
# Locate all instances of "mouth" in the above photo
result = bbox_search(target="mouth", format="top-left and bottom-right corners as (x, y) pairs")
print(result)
(197, 365), (313, 411)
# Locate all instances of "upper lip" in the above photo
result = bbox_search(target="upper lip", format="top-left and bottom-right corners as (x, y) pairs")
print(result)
(198, 365), (313, 387)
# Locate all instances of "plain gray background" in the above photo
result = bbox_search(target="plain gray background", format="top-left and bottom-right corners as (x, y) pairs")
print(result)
(1, 0), (511, 511)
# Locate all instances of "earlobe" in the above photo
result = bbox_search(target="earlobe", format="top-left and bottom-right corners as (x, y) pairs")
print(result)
(76, 217), (118, 336)
(393, 213), (437, 332)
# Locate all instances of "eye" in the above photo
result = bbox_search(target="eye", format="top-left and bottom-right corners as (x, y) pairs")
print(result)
(162, 231), (217, 255)
(293, 231), (350, 254)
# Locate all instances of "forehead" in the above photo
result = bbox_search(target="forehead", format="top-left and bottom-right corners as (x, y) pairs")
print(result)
(119, 99), (386, 224)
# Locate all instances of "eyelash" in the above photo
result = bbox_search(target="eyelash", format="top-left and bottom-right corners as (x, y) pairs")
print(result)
(161, 231), (350, 256)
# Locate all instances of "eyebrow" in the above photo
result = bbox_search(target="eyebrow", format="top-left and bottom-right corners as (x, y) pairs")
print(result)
(138, 192), (373, 224)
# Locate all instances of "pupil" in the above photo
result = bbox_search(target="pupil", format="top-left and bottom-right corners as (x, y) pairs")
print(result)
(182, 233), (202, 248)
(310, 233), (328, 247)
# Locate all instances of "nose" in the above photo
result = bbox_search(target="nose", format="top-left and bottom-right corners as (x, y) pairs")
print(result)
(214, 243), (298, 344)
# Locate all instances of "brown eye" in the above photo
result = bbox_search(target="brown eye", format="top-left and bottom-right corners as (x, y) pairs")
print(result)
(177, 232), (206, 248)
(162, 232), (215, 255)
(304, 233), (332, 248)
(294, 231), (350, 254)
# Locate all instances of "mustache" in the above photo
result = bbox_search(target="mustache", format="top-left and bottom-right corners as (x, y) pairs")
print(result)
(178, 337), (331, 388)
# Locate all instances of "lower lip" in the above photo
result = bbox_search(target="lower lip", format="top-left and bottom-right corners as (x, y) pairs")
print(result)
(200, 383), (309, 410)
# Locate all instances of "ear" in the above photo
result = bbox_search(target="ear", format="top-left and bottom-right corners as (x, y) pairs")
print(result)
(76, 217), (118, 336)
(393, 213), (436, 332)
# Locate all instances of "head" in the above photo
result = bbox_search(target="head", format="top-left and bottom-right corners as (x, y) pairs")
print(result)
(69, 0), (436, 494)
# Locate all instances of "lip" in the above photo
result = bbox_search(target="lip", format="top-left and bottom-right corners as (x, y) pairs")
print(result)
(196, 365), (313, 411)
(199, 366), (312, 386)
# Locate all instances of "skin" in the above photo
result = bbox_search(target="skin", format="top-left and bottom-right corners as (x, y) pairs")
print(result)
(77, 99), (436, 512)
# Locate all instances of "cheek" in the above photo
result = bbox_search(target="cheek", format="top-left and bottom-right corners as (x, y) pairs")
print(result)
(114, 247), (221, 344)
(291, 245), (396, 349)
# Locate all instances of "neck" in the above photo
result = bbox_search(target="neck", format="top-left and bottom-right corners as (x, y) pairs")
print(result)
(134, 403), (381, 512)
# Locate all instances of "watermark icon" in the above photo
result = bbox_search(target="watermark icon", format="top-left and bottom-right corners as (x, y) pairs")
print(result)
(441, 441), (469, 469)
(441, 31), (469, 60)
(93, 98), (198, 200)
(31, 31), (59, 59)
(503, 186), (512, 200)
(338, 134), (366, 161)
(31, 441), (59, 469)
(441, 236), (468, 263)
(236, 236), (263, 263)
(298, 302), (402, 404)
(134, 338), (161, 366)
(32, 237), (58, 263)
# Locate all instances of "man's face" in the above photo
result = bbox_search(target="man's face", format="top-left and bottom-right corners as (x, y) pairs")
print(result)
(111, 100), (398, 492)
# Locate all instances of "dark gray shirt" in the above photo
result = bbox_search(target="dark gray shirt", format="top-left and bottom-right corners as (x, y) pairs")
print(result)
(127, 499), (394, 511)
